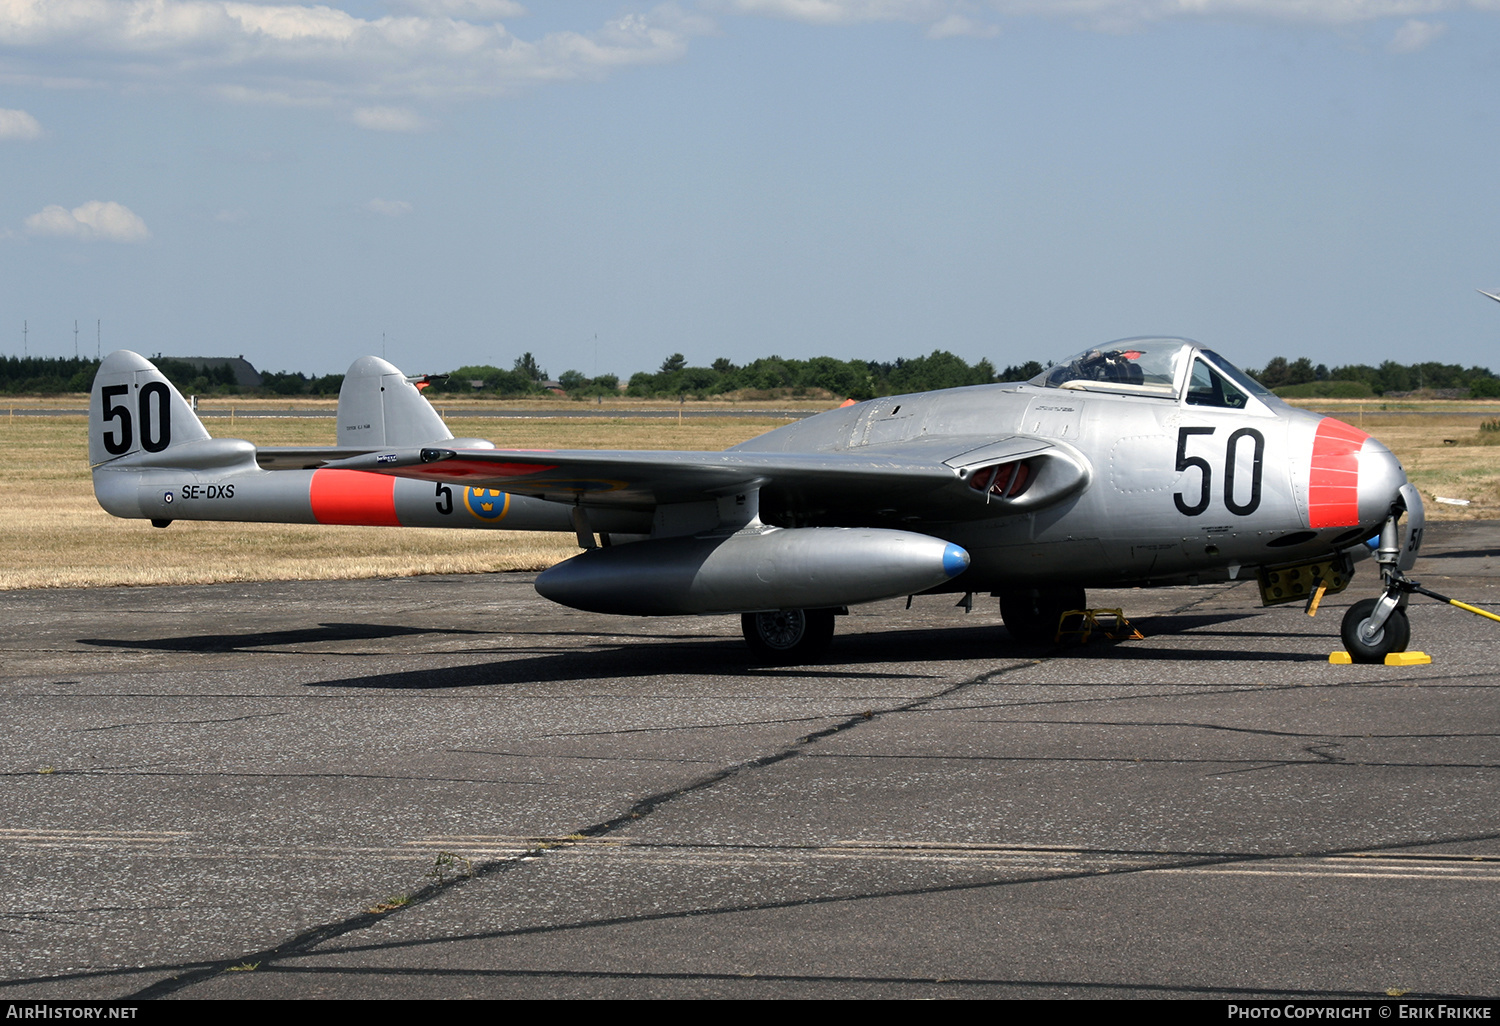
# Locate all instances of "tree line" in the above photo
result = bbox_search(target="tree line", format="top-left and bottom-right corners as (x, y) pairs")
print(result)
(1250, 356), (1500, 398)
(372, 350), (1048, 400)
(4, 350), (1498, 400)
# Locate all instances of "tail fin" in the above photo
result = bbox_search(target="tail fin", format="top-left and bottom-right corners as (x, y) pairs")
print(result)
(336, 356), (453, 448)
(89, 351), (212, 468)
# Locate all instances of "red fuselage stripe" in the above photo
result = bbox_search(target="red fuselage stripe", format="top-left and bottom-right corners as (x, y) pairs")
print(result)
(310, 469), (401, 526)
(1307, 417), (1367, 528)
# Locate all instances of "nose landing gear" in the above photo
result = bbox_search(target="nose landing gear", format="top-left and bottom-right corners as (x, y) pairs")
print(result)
(1341, 595), (1412, 664)
(1340, 484), (1423, 663)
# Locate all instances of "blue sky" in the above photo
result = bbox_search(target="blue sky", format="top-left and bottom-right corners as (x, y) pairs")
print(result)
(3, 1), (1499, 379)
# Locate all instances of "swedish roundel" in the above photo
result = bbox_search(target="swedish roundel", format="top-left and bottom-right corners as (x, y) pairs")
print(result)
(463, 487), (510, 522)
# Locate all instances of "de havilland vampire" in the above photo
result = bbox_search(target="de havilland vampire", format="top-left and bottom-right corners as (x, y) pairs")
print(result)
(88, 339), (1425, 663)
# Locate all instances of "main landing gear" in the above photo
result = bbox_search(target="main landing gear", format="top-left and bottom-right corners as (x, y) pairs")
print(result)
(741, 609), (836, 663)
(998, 585), (1086, 646)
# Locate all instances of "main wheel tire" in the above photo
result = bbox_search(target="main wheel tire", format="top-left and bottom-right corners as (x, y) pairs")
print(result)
(999, 586), (1086, 646)
(1340, 597), (1411, 664)
(741, 609), (836, 663)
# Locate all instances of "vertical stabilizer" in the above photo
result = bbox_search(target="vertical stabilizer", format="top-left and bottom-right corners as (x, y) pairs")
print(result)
(89, 351), (212, 468)
(337, 356), (453, 448)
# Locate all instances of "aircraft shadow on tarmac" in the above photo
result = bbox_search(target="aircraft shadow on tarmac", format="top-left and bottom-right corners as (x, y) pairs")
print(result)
(1417, 548), (1500, 560)
(89, 612), (1306, 691)
(71, 612), (1323, 689)
(75, 612), (1260, 655)
(76, 622), (485, 653)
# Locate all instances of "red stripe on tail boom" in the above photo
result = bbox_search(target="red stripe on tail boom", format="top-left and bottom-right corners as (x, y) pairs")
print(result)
(310, 469), (400, 526)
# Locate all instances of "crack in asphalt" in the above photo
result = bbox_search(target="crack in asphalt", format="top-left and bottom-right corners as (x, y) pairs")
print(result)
(78, 713), (292, 732)
(958, 719), (1500, 741)
(449, 748), (725, 765)
(7, 576), (1493, 998)
(796, 752), (1500, 771)
(3, 956), (1483, 1000)
(924, 668), (1497, 715)
(531, 712), (888, 738)
(36, 621), (1475, 995)
(122, 657), (1038, 998)
(149, 827), (1500, 984)
(1, 770), (549, 785)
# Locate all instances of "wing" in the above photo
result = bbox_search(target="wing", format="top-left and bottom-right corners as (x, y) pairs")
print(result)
(324, 433), (1090, 525)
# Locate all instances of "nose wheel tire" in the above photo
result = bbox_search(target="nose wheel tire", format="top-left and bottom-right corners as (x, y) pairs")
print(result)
(1000, 586), (1086, 646)
(741, 609), (835, 663)
(1340, 598), (1411, 664)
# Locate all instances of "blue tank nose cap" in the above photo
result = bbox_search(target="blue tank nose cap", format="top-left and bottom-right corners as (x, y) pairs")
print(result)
(942, 543), (970, 578)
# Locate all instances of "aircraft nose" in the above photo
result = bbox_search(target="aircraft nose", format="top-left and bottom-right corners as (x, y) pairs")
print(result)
(1306, 415), (1406, 530)
(1357, 436), (1407, 526)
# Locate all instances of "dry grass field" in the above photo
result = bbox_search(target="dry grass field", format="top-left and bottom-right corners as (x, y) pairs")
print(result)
(1288, 401), (1500, 518)
(0, 409), (791, 591)
(2, 399), (1495, 590)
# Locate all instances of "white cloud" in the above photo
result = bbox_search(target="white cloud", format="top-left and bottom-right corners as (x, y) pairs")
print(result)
(387, 0), (527, 16)
(0, 1), (701, 114)
(926, 12), (999, 36)
(0, 108), (42, 140)
(720, 1), (1483, 33)
(214, 207), (249, 223)
(719, 0), (947, 25)
(352, 105), (428, 131)
(991, 2), (1465, 31)
(364, 198), (413, 216)
(24, 201), (151, 242)
(0, 0), (1483, 123)
(1388, 17), (1445, 51)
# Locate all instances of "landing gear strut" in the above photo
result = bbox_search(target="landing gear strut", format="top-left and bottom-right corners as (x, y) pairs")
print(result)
(1340, 485), (1423, 663)
(741, 609), (836, 663)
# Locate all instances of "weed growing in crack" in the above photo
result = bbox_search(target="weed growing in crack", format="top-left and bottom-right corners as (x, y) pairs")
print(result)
(366, 894), (411, 914)
(427, 851), (473, 884)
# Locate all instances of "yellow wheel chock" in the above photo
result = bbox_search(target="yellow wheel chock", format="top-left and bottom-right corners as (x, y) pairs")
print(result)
(1053, 608), (1145, 645)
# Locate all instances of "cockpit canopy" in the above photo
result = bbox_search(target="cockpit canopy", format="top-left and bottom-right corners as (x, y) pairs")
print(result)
(1030, 337), (1274, 409)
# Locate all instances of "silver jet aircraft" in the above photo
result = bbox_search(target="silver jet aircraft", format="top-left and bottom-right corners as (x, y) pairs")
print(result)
(87, 339), (1424, 663)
